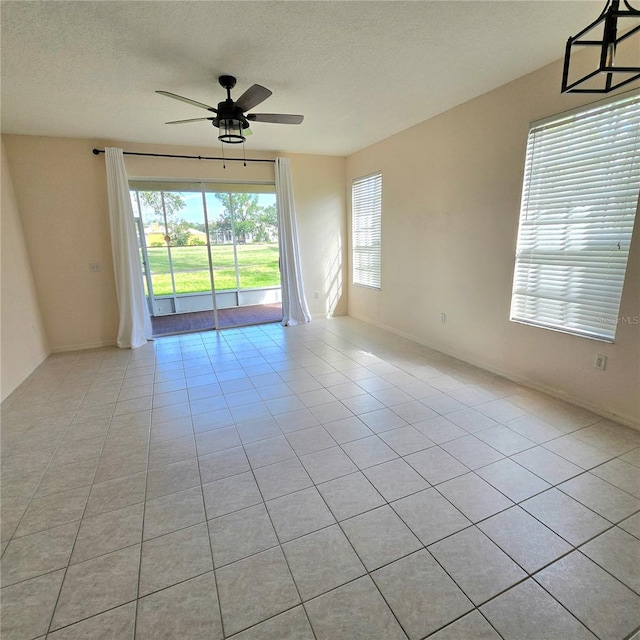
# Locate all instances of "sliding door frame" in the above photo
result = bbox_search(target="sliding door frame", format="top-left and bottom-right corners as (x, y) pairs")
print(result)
(130, 178), (280, 331)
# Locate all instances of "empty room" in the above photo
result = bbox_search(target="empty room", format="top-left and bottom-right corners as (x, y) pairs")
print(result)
(1, 1), (639, 639)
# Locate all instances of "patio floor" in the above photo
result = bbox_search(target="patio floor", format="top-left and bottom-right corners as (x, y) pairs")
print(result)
(151, 304), (283, 336)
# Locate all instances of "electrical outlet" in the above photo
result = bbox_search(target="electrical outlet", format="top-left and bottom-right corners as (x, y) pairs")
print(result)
(440, 313), (446, 324)
(594, 354), (607, 371)
(89, 263), (101, 272)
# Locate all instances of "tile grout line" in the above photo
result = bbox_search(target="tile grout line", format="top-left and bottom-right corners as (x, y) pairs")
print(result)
(40, 354), (126, 636)
(127, 353), (157, 640)
(206, 326), (313, 638)
(306, 469), (419, 640)
(194, 428), (229, 640)
(239, 441), (318, 640)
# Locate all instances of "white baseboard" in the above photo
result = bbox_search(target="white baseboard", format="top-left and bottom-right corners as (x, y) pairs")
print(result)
(310, 311), (347, 320)
(51, 340), (117, 353)
(349, 312), (639, 430)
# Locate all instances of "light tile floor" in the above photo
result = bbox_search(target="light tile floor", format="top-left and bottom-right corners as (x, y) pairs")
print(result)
(2, 317), (640, 639)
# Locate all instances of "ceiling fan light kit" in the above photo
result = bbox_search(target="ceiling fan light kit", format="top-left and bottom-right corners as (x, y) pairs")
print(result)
(157, 75), (304, 145)
(218, 119), (246, 144)
(561, 0), (640, 93)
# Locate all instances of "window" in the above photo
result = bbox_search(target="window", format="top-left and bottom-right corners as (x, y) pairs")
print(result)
(510, 92), (640, 342)
(352, 172), (382, 289)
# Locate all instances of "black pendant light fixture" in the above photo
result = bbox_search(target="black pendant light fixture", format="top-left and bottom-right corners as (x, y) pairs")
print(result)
(561, 0), (640, 93)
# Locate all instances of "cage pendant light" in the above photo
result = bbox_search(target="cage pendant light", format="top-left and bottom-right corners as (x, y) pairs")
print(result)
(218, 118), (245, 144)
(562, 0), (640, 93)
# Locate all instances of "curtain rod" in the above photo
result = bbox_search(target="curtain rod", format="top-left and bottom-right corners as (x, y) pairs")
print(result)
(92, 148), (275, 163)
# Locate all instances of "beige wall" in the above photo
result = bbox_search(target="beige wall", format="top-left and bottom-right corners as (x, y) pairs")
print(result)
(2, 136), (346, 353)
(347, 63), (640, 426)
(1, 139), (49, 400)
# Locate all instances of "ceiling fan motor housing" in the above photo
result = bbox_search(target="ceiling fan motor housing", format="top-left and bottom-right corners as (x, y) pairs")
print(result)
(214, 100), (250, 143)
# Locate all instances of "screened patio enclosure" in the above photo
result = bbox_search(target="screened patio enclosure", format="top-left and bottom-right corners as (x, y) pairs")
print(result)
(129, 180), (282, 331)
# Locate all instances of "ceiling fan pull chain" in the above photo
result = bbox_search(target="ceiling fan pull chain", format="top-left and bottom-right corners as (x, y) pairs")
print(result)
(242, 140), (247, 167)
(221, 141), (226, 169)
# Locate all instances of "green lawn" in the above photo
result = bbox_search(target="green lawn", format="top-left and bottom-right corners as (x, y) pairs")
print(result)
(144, 243), (280, 296)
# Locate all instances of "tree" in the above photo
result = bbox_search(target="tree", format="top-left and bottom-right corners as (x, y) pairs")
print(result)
(172, 220), (193, 247)
(213, 193), (277, 244)
(140, 191), (192, 246)
(253, 204), (277, 242)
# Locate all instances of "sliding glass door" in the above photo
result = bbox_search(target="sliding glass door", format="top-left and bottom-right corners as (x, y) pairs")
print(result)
(129, 180), (281, 332)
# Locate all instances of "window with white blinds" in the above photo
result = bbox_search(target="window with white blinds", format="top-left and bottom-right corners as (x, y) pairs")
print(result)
(510, 92), (640, 342)
(352, 172), (382, 289)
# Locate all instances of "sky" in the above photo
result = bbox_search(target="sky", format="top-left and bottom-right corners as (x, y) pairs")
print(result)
(132, 190), (276, 226)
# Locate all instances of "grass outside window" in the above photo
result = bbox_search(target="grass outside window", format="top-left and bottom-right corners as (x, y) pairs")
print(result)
(144, 243), (280, 296)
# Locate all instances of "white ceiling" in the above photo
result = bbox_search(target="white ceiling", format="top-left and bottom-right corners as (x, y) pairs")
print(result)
(1, 1), (604, 156)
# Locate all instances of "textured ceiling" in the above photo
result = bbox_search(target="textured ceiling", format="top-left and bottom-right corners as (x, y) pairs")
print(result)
(1, 1), (605, 156)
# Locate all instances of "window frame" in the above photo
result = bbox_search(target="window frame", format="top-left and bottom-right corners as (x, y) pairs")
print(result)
(510, 90), (640, 343)
(351, 171), (382, 290)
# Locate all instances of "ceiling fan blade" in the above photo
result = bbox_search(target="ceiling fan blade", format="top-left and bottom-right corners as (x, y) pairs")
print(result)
(156, 91), (217, 113)
(246, 113), (304, 125)
(165, 117), (215, 125)
(235, 84), (272, 112)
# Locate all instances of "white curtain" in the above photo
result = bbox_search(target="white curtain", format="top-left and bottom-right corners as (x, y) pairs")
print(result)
(275, 157), (311, 326)
(105, 148), (152, 348)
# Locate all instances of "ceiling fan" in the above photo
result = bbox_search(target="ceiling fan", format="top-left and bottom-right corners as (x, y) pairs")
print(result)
(157, 75), (304, 144)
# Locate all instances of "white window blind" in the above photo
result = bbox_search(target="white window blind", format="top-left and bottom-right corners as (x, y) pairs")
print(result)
(510, 92), (640, 342)
(352, 172), (382, 289)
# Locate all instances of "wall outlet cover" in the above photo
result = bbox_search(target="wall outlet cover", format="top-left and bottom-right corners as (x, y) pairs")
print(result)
(594, 354), (607, 371)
